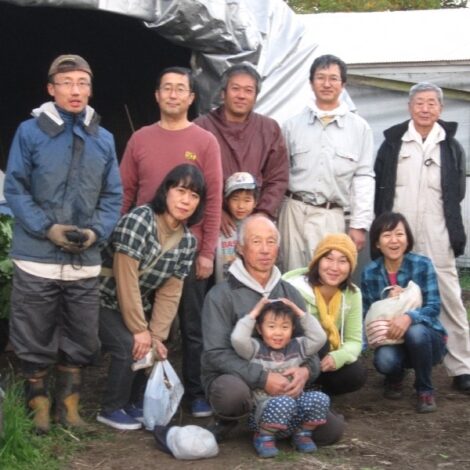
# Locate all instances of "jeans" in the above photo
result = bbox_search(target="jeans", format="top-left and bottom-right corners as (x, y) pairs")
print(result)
(373, 324), (446, 393)
(99, 307), (146, 412)
(178, 263), (212, 401)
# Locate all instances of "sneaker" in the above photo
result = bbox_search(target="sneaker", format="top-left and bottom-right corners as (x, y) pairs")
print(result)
(206, 418), (238, 443)
(191, 398), (213, 418)
(384, 378), (403, 400)
(96, 409), (142, 430)
(253, 432), (279, 458)
(416, 392), (437, 413)
(292, 430), (317, 453)
(124, 403), (144, 423)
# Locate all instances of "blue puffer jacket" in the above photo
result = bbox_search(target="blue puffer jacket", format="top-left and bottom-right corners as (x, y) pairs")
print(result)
(5, 102), (122, 266)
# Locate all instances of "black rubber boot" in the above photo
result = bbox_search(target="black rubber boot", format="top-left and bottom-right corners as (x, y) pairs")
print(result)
(25, 369), (51, 434)
(55, 365), (87, 428)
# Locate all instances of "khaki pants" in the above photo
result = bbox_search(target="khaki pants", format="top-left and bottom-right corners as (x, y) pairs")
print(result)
(433, 261), (470, 376)
(278, 197), (345, 272)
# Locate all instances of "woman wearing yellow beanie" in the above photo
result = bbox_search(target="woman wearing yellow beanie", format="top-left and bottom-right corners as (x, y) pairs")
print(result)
(283, 233), (367, 395)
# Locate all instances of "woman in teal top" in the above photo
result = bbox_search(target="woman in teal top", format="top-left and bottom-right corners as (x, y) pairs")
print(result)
(283, 233), (367, 395)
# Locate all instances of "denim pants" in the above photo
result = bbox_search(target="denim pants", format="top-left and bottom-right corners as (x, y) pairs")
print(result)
(99, 307), (147, 412)
(373, 323), (446, 393)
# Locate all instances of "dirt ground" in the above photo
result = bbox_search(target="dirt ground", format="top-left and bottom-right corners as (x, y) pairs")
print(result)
(3, 295), (470, 470)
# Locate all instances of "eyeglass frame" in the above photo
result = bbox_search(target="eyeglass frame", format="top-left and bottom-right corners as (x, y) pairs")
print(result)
(52, 80), (92, 90)
(158, 84), (193, 96)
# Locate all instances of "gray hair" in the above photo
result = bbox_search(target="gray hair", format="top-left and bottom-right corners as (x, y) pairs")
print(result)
(220, 63), (262, 95)
(409, 82), (444, 105)
(238, 214), (280, 247)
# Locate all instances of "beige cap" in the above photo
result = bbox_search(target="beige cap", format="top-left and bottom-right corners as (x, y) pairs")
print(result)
(48, 54), (93, 78)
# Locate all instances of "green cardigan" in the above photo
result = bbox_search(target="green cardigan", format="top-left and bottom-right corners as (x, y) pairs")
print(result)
(283, 268), (363, 369)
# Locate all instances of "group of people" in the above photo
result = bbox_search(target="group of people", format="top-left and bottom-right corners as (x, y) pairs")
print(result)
(3, 51), (468, 459)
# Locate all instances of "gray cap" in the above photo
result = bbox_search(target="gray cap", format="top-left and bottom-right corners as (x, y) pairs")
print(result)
(48, 54), (93, 78)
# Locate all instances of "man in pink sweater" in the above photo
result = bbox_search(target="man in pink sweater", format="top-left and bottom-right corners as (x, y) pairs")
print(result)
(120, 67), (222, 417)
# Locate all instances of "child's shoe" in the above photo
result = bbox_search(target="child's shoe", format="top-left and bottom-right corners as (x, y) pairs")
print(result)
(292, 430), (317, 453)
(253, 432), (279, 458)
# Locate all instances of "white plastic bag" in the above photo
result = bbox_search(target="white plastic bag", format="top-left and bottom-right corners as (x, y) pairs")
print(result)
(143, 360), (184, 430)
(365, 280), (422, 349)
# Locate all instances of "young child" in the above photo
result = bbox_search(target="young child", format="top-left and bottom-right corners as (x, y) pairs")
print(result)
(231, 298), (330, 458)
(215, 172), (258, 283)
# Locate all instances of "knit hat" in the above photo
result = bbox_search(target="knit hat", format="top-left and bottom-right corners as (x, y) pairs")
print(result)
(48, 54), (93, 78)
(153, 425), (219, 460)
(309, 233), (357, 272)
(224, 172), (257, 198)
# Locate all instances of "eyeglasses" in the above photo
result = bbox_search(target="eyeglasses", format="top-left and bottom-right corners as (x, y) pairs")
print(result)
(313, 75), (342, 84)
(53, 80), (91, 90)
(158, 85), (192, 96)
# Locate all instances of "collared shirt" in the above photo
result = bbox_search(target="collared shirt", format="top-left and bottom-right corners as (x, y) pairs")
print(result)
(282, 105), (375, 230)
(361, 252), (446, 336)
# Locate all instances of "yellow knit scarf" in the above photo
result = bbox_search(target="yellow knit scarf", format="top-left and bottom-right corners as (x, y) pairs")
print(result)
(314, 286), (342, 351)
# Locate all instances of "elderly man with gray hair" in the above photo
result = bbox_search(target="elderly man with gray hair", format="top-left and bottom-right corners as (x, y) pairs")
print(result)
(374, 82), (470, 393)
(201, 214), (344, 445)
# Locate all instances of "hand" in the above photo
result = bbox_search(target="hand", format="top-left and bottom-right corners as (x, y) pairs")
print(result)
(248, 297), (271, 320)
(132, 330), (152, 360)
(387, 314), (412, 340)
(387, 285), (404, 298)
(221, 210), (236, 238)
(348, 228), (366, 251)
(283, 367), (309, 398)
(320, 355), (337, 372)
(79, 228), (97, 250)
(264, 372), (290, 396)
(47, 224), (79, 250)
(277, 298), (305, 318)
(195, 254), (213, 280)
(153, 338), (168, 360)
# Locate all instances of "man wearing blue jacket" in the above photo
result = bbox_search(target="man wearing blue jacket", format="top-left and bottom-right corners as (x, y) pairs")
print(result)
(5, 54), (122, 433)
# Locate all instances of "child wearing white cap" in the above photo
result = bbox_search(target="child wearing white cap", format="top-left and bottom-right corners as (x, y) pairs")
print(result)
(214, 172), (258, 283)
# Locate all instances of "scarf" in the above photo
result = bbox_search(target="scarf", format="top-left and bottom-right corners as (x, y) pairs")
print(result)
(313, 286), (342, 351)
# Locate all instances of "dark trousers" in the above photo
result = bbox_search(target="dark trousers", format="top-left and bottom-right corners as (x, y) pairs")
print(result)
(315, 342), (368, 395)
(208, 374), (345, 446)
(178, 263), (211, 401)
(10, 265), (100, 375)
(98, 307), (146, 412)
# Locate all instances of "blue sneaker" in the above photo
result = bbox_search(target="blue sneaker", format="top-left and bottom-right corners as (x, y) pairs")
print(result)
(292, 430), (317, 453)
(191, 398), (213, 418)
(96, 409), (142, 430)
(124, 403), (144, 423)
(253, 432), (279, 458)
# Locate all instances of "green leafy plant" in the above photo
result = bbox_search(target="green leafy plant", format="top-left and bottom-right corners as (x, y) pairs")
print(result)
(0, 214), (13, 320)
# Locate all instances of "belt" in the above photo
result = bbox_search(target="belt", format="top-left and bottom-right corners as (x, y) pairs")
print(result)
(286, 190), (342, 210)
